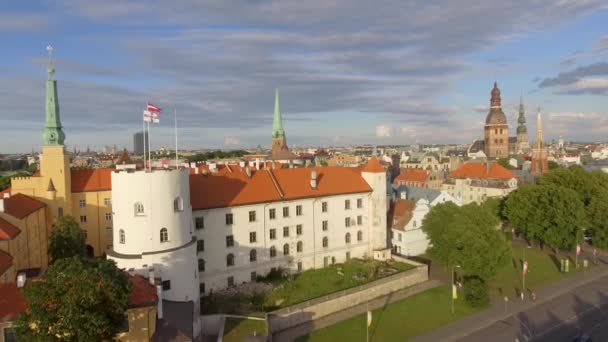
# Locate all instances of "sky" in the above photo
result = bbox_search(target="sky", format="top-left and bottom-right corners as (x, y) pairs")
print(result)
(1, 1), (607, 153)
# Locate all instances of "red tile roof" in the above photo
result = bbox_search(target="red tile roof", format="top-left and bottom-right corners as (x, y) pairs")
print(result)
(190, 167), (372, 210)
(71, 169), (112, 192)
(393, 169), (430, 184)
(128, 275), (157, 308)
(0, 282), (26, 322)
(448, 162), (517, 180)
(0, 250), (14, 280)
(0, 217), (21, 240)
(361, 157), (386, 173)
(2, 193), (45, 219)
(389, 199), (416, 231)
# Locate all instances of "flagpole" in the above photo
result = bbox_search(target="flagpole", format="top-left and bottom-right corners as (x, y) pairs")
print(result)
(366, 303), (369, 342)
(147, 121), (152, 171)
(174, 108), (178, 170)
(142, 113), (146, 171)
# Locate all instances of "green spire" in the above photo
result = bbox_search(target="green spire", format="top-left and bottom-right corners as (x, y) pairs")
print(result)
(272, 88), (285, 138)
(516, 93), (527, 134)
(42, 45), (65, 146)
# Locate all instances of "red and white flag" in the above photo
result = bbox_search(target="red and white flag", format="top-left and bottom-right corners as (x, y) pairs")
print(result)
(523, 261), (529, 275)
(147, 102), (162, 113)
(576, 244), (582, 256)
(143, 110), (160, 123)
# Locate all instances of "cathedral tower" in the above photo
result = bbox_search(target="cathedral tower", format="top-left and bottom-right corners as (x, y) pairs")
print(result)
(270, 88), (297, 160)
(484, 82), (509, 159)
(516, 95), (529, 153)
(530, 108), (549, 175)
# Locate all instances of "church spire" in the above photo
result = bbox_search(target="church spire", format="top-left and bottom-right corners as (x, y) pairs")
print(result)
(42, 45), (65, 146)
(272, 88), (285, 139)
(535, 107), (544, 148)
(516, 94), (527, 133)
(490, 81), (501, 108)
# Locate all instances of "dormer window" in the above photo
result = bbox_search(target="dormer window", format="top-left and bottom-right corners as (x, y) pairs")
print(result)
(173, 197), (183, 212)
(134, 202), (145, 216)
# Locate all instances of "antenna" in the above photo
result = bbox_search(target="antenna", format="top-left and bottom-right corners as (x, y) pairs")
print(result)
(174, 108), (178, 170)
(46, 44), (54, 65)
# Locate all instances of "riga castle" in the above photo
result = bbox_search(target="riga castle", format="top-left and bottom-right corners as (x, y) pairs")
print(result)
(0, 58), (392, 337)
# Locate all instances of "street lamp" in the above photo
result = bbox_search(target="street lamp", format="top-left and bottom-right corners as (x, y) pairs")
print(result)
(451, 264), (461, 315)
(576, 228), (584, 269)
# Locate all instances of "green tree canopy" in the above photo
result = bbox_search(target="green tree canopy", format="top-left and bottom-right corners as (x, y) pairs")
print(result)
(587, 190), (608, 249)
(48, 216), (86, 263)
(15, 257), (132, 342)
(539, 166), (608, 207)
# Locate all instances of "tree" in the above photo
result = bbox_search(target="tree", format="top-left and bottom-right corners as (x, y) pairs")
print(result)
(539, 166), (608, 207)
(548, 160), (559, 170)
(48, 216), (86, 263)
(587, 190), (608, 249)
(463, 276), (489, 307)
(15, 257), (132, 341)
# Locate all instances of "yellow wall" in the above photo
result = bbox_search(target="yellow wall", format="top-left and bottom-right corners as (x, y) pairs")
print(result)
(116, 306), (157, 342)
(70, 191), (113, 256)
(39, 145), (72, 219)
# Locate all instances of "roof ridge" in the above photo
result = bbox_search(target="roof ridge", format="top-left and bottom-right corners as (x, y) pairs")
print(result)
(266, 169), (284, 199)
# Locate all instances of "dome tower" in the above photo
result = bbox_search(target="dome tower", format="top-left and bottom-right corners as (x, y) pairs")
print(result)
(483, 82), (509, 158)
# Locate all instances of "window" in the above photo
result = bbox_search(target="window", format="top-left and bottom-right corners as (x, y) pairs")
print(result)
(3, 328), (16, 342)
(345, 233), (351, 244)
(79, 199), (86, 208)
(345, 217), (351, 227)
(106, 227), (112, 237)
(270, 229), (276, 240)
(500, 128), (503, 134)
(226, 235), (234, 247)
(119, 229), (125, 244)
(195, 217), (205, 230)
(297, 241), (303, 253)
(80, 215), (87, 223)
(162, 280), (171, 291)
(322, 220), (328, 231)
(197, 240), (205, 252)
(173, 197), (183, 212)
(357, 215), (362, 225)
(322, 202), (328, 212)
(226, 253), (235, 267)
(322, 237), (328, 248)
(249, 231), (257, 243)
(251, 271), (257, 281)
(345, 200), (351, 210)
(250, 249), (257, 262)
(495, 129), (498, 134)
(357, 198), (363, 208)
(283, 207), (289, 217)
(200, 283), (205, 294)
(227, 276), (234, 287)
(283, 243), (290, 255)
(225, 213), (233, 225)
(105, 212), (112, 221)
(413, 220), (417, 228)
(283, 226), (289, 237)
(104, 198), (111, 206)
(270, 246), (277, 258)
(58, 207), (64, 218)
(269, 208), (276, 220)
(346, 252), (351, 261)
(296, 205), (302, 216)
(160, 228), (169, 243)
(249, 210), (256, 222)
(82, 229), (87, 239)
(357, 230), (363, 241)
(298, 261), (303, 272)
(134, 202), (144, 215)
(296, 224), (303, 235)
(198, 259), (205, 272)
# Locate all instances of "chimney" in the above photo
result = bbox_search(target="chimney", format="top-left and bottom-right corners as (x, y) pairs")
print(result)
(17, 272), (26, 288)
(194, 167), (199, 175)
(156, 284), (164, 319)
(3, 192), (9, 199)
(239, 161), (245, 168)
(400, 191), (406, 200)
(310, 170), (318, 189)
(0, 199), (4, 213)
(255, 158), (260, 170)
(148, 268), (155, 285)
(245, 167), (252, 179)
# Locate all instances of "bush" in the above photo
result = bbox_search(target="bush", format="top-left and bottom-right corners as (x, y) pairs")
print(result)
(463, 276), (489, 308)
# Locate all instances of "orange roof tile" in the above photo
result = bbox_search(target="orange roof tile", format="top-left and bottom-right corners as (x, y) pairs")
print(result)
(2, 193), (45, 220)
(393, 169), (430, 184)
(361, 157), (385, 173)
(389, 199), (416, 231)
(0, 282), (26, 322)
(0, 217), (21, 240)
(448, 162), (517, 180)
(71, 169), (112, 192)
(128, 275), (157, 308)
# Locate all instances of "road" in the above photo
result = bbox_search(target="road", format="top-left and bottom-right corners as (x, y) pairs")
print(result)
(460, 274), (608, 342)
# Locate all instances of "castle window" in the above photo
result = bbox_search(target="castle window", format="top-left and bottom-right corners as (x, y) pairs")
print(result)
(296, 205), (303, 216)
(80, 215), (87, 223)
(357, 215), (362, 225)
(226, 235), (234, 247)
(297, 241), (303, 253)
(500, 129), (503, 134)
(79, 199), (86, 208)
(345, 217), (351, 227)
(227, 276), (234, 287)
(357, 230), (363, 241)
(249, 210), (256, 222)
(322, 220), (328, 231)
(283, 243), (290, 255)
(283, 226), (289, 237)
(105, 212), (112, 221)
(162, 280), (171, 291)
(104, 198), (111, 206)
(195, 217), (205, 230)
(322, 202), (328, 212)
(173, 197), (183, 212)
(270, 246), (277, 258)
(197, 240), (204, 252)
(495, 129), (498, 134)
(225, 213), (233, 225)
(269, 208), (276, 220)
(119, 229), (125, 244)
(345, 200), (351, 210)
(345, 232), (351, 244)
(249, 231), (257, 243)
(134, 202), (145, 216)
(270, 229), (276, 240)
(160, 228), (169, 243)
(198, 259), (205, 272)
(250, 249), (257, 262)
(357, 198), (363, 208)
(296, 224), (303, 235)
(226, 253), (235, 267)
(283, 207), (289, 217)
(322, 237), (329, 248)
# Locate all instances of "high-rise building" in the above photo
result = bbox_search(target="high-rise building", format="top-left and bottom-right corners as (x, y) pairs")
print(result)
(484, 82), (509, 159)
(133, 131), (148, 155)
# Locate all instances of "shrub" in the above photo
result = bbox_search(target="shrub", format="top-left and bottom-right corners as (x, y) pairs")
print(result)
(463, 276), (489, 308)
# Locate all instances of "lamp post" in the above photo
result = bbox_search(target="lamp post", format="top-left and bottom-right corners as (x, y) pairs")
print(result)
(575, 229), (583, 269)
(451, 264), (461, 315)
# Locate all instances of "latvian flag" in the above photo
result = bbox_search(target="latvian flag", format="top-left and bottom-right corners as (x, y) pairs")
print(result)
(143, 102), (162, 123)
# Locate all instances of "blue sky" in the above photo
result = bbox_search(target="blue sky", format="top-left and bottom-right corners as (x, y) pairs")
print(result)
(1, 1), (607, 153)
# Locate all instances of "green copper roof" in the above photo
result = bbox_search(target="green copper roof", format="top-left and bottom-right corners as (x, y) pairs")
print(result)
(272, 88), (285, 138)
(42, 57), (65, 146)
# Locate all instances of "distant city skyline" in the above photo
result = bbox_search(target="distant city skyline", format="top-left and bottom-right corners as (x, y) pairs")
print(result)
(0, 1), (607, 153)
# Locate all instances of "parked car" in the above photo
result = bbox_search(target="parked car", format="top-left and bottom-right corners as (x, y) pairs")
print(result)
(584, 230), (593, 243)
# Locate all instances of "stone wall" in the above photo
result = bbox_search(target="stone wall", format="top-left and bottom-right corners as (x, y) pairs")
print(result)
(267, 258), (428, 333)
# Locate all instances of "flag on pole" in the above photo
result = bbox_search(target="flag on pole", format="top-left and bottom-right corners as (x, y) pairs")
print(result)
(143, 110), (160, 123)
(523, 261), (529, 275)
(367, 311), (372, 327)
(147, 102), (162, 113)
(576, 244), (582, 256)
(452, 284), (458, 299)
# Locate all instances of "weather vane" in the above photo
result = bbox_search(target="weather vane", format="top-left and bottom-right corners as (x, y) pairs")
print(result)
(46, 44), (54, 64)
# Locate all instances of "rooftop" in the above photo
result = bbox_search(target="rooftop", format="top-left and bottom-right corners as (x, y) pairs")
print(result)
(394, 169), (430, 184)
(0, 282), (26, 322)
(2, 193), (45, 219)
(0, 216), (21, 240)
(71, 168), (112, 192)
(448, 161), (517, 180)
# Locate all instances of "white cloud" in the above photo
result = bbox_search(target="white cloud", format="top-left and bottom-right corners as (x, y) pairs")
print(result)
(375, 125), (393, 138)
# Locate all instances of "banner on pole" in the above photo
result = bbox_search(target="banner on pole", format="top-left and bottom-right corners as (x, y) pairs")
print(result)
(367, 311), (372, 327)
(523, 261), (529, 275)
(452, 284), (458, 299)
(576, 244), (582, 256)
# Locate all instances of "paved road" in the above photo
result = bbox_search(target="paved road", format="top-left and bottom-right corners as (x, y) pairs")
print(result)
(460, 274), (608, 342)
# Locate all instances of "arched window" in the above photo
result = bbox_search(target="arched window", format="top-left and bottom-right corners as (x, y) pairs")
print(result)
(297, 241), (303, 253)
(357, 230), (363, 241)
(198, 258), (205, 272)
(270, 246), (276, 258)
(283, 243), (290, 255)
(173, 197), (183, 212)
(160, 228), (168, 243)
(119, 229), (125, 244)
(322, 237), (329, 248)
(345, 232), (351, 244)
(226, 253), (235, 267)
(134, 202), (144, 216)
(250, 249), (257, 262)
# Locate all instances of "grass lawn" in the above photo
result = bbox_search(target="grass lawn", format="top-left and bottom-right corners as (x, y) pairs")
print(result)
(265, 259), (414, 309)
(296, 286), (482, 342)
(222, 318), (267, 342)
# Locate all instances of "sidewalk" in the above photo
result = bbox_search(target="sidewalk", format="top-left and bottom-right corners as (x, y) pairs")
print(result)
(413, 255), (608, 342)
(272, 279), (442, 342)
